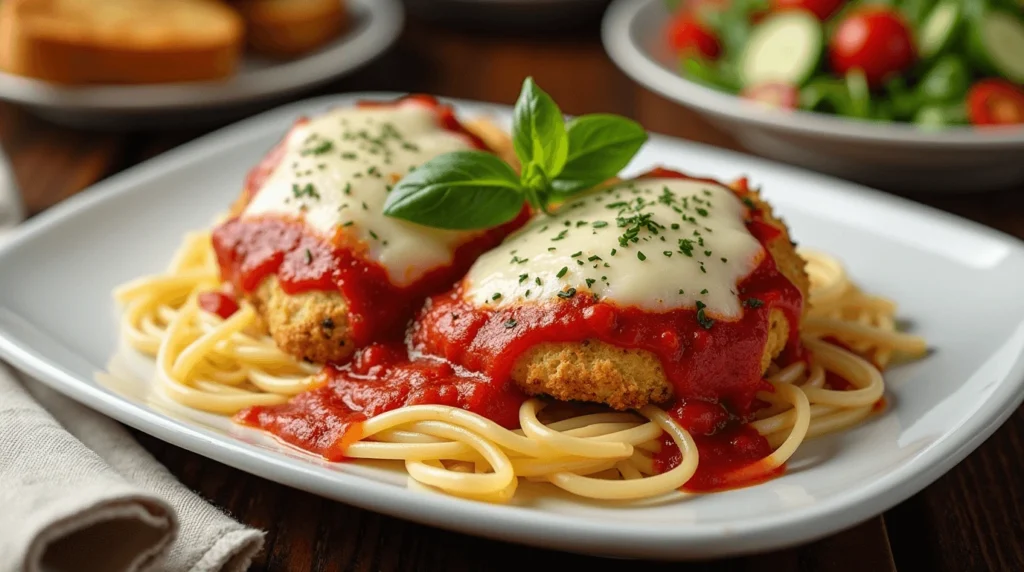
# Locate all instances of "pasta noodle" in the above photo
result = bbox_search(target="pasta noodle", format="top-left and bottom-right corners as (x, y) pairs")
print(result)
(112, 235), (928, 502)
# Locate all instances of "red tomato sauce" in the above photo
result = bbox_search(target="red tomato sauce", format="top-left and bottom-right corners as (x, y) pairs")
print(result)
(197, 291), (239, 320)
(237, 167), (812, 492)
(235, 343), (526, 461)
(654, 400), (782, 491)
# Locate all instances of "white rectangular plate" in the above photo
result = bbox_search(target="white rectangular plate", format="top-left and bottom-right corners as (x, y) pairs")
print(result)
(2, 94), (1024, 560)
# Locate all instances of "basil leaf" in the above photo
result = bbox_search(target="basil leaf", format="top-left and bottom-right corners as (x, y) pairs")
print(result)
(550, 114), (647, 195)
(512, 77), (569, 180)
(383, 151), (524, 230)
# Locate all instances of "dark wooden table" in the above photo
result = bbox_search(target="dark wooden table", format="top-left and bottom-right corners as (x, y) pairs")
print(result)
(3, 13), (1023, 572)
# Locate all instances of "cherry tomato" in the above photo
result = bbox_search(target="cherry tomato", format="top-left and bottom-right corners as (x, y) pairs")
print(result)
(772, 0), (845, 21)
(967, 79), (1024, 126)
(666, 15), (722, 59)
(829, 7), (916, 88)
(741, 83), (800, 109)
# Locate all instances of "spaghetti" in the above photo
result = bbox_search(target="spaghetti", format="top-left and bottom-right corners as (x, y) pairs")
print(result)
(113, 234), (927, 503)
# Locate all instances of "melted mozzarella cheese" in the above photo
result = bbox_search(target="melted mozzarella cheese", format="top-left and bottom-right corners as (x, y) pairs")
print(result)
(243, 101), (481, 287)
(465, 178), (765, 319)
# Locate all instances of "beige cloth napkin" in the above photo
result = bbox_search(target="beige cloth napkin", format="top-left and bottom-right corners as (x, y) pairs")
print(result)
(0, 364), (265, 572)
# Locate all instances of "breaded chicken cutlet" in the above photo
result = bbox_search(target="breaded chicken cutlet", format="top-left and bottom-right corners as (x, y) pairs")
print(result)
(413, 170), (810, 412)
(212, 95), (524, 364)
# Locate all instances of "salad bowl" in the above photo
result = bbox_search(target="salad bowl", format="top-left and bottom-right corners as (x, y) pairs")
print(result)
(601, 0), (1024, 193)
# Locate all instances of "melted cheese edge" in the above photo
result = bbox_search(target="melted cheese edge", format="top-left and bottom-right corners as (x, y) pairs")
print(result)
(464, 178), (765, 318)
(243, 101), (481, 287)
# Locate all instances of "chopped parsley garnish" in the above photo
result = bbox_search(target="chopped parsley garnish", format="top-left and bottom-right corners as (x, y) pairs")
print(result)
(678, 239), (694, 257)
(304, 249), (313, 264)
(592, 221), (609, 228)
(557, 288), (577, 299)
(744, 297), (764, 309)
(586, 278), (596, 288)
(700, 288), (708, 294)
(519, 274), (529, 284)
(637, 251), (647, 261)
(696, 208), (709, 217)
(556, 267), (568, 278)
(292, 183), (320, 200)
(552, 230), (569, 241)
(695, 301), (714, 330)
(301, 140), (334, 156)
(504, 318), (518, 329)
(492, 293), (502, 301)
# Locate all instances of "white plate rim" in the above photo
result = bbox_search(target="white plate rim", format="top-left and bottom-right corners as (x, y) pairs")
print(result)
(0, 0), (404, 112)
(2, 93), (1024, 559)
(601, 0), (1024, 149)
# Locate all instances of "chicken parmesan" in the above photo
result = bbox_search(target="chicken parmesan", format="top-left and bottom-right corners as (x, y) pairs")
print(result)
(415, 169), (809, 414)
(114, 82), (928, 503)
(209, 96), (528, 364)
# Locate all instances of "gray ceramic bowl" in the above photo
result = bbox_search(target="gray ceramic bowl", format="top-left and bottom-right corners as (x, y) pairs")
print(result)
(601, 0), (1024, 193)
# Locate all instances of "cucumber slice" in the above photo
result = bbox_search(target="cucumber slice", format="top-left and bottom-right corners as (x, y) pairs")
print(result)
(967, 9), (1024, 83)
(914, 102), (968, 129)
(739, 12), (823, 88)
(920, 2), (962, 59)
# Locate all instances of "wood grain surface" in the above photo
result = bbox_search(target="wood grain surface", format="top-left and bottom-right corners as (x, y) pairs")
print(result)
(2, 14), (1022, 572)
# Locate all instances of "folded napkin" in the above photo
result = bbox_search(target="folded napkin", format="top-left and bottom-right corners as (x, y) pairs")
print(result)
(0, 365), (265, 572)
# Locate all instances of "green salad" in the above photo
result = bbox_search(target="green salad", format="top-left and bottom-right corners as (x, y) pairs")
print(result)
(663, 0), (1024, 127)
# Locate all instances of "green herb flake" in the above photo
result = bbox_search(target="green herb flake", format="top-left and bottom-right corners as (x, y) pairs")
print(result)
(292, 183), (320, 200)
(557, 288), (577, 299)
(556, 267), (568, 278)
(695, 300), (714, 330)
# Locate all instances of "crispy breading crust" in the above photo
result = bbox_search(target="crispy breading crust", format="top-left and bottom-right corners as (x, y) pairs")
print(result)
(252, 276), (354, 364)
(510, 187), (809, 411)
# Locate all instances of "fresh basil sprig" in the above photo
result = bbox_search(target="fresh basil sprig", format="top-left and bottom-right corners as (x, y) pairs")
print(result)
(383, 77), (647, 230)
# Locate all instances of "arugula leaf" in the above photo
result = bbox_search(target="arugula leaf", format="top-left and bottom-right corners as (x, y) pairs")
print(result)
(512, 77), (569, 180)
(550, 114), (647, 195)
(383, 151), (523, 230)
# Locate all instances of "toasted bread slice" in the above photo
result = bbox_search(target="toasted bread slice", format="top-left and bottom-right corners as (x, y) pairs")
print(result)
(0, 0), (244, 84)
(232, 0), (346, 59)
